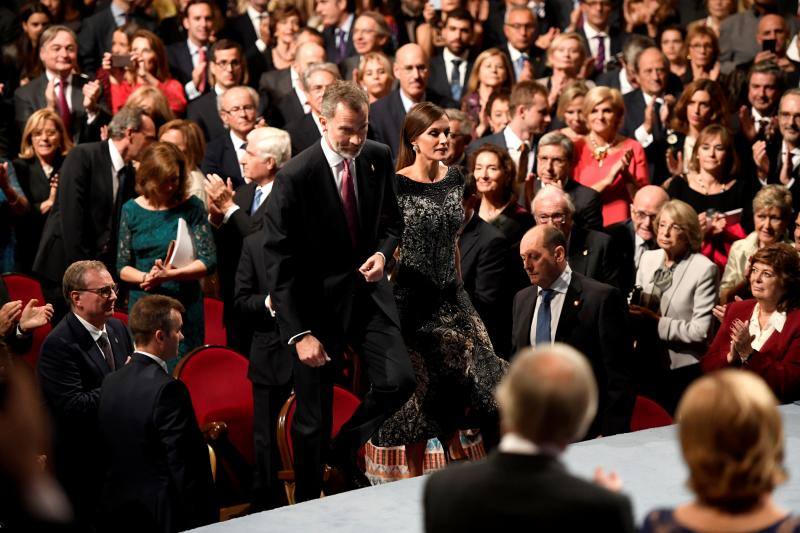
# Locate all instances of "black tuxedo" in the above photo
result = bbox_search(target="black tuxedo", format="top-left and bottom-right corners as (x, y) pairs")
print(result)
(322, 21), (356, 64)
(37, 313), (133, 525)
(234, 231), (293, 509)
(563, 179), (603, 231)
(201, 133), (246, 189)
(32, 141), (136, 284)
(575, 26), (627, 76)
(567, 226), (619, 289)
(511, 273), (634, 436)
(424, 451), (635, 532)
(620, 89), (675, 185)
(369, 89), (443, 159)
(263, 139), (415, 501)
(14, 73), (109, 144)
(98, 353), (217, 533)
(12, 156), (62, 272)
(78, 7), (155, 74)
(167, 41), (208, 99)
(428, 53), (475, 109)
(186, 91), (225, 142)
(459, 213), (509, 357)
(606, 219), (653, 297)
(285, 113), (322, 156)
(155, 15), (186, 45)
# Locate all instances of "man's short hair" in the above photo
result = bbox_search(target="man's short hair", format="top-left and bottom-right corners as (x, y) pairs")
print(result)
(182, 0), (213, 18)
(108, 106), (146, 140)
(216, 85), (259, 113)
(532, 184), (576, 216)
(446, 7), (474, 25)
(320, 80), (369, 119)
(62, 260), (108, 306)
(748, 60), (782, 84)
(247, 127), (292, 168)
(537, 131), (574, 163)
(357, 10), (391, 38)
(128, 295), (186, 346)
(510, 80), (548, 113)
(445, 108), (474, 135)
(302, 62), (342, 91)
(497, 343), (598, 446)
(39, 25), (77, 48)
(622, 34), (654, 68)
(504, 5), (534, 25)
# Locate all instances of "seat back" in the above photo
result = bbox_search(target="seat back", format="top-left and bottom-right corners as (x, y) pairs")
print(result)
(2, 273), (51, 368)
(203, 297), (227, 345)
(174, 345), (254, 464)
(630, 395), (673, 431)
(112, 311), (129, 325)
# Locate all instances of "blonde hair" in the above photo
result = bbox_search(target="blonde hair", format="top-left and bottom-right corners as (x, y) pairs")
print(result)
(18, 108), (72, 159)
(463, 48), (512, 97)
(556, 80), (590, 121)
(125, 86), (175, 127)
(678, 370), (786, 513)
(546, 32), (587, 71)
(582, 86), (625, 130)
(752, 184), (793, 224)
(655, 199), (702, 253)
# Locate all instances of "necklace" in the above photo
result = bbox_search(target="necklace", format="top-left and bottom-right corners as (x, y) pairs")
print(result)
(693, 173), (731, 195)
(589, 134), (612, 167)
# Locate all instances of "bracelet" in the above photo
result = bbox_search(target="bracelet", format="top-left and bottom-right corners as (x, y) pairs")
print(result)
(142, 273), (147, 283)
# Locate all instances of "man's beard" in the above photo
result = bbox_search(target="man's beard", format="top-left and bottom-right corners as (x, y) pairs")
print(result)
(332, 139), (365, 160)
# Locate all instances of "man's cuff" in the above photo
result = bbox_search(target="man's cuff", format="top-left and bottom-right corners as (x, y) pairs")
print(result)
(634, 125), (653, 148)
(86, 111), (98, 124)
(376, 251), (386, 262)
(222, 204), (240, 223)
(265, 294), (276, 317)
(784, 178), (795, 189)
(185, 81), (201, 100)
(288, 330), (311, 345)
(16, 324), (31, 338)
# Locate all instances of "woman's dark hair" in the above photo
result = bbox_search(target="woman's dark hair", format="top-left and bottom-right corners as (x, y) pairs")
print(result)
(467, 144), (517, 203)
(671, 78), (729, 133)
(14, 2), (53, 81)
(135, 142), (188, 206)
(268, 6), (305, 47)
(396, 102), (448, 170)
(748, 243), (800, 312)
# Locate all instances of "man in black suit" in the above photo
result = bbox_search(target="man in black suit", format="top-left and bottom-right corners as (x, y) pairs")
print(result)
(532, 185), (619, 288)
(536, 131), (603, 231)
(205, 126), (290, 353)
(512, 225), (634, 437)
(98, 295), (217, 533)
(235, 230), (293, 510)
(594, 34), (652, 95)
(263, 81), (415, 501)
(166, 0), (214, 102)
(499, 6), (547, 82)
(369, 43), (442, 158)
(260, 41), (326, 127)
(427, 9), (475, 109)
(285, 63), (339, 156)
(16, 26), (108, 145)
(620, 47), (680, 185)
(607, 185), (668, 296)
(577, 0), (627, 77)
(37, 260), (134, 527)
(200, 86), (257, 188)
(339, 12), (391, 80)
(187, 39), (246, 142)
(221, 0), (268, 79)
(78, 0), (155, 74)
(33, 107), (156, 309)
(424, 343), (635, 532)
(317, 0), (356, 65)
(754, 89), (800, 213)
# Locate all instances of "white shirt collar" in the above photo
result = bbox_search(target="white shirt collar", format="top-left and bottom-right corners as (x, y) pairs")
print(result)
(781, 140), (800, 157)
(582, 21), (608, 39)
(544, 263), (571, 294)
(503, 126), (526, 151)
(214, 84), (225, 96)
(642, 92), (664, 106)
(443, 47), (468, 64)
(498, 432), (560, 456)
(45, 70), (73, 84)
(320, 135), (346, 168)
(789, 35), (800, 62)
(135, 350), (169, 373)
(186, 38), (205, 56)
(338, 13), (354, 33)
(635, 233), (646, 248)
(230, 130), (247, 149)
(256, 180), (274, 197)
(619, 68), (634, 94)
(398, 89), (418, 113)
(109, 2), (128, 25)
(246, 5), (267, 25)
(73, 313), (107, 342)
(108, 139), (126, 174)
(752, 107), (768, 123)
(507, 44), (526, 62)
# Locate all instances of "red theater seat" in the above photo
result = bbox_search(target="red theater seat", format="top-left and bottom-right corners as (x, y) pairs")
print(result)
(2, 273), (51, 368)
(630, 395), (673, 432)
(203, 297), (227, 345)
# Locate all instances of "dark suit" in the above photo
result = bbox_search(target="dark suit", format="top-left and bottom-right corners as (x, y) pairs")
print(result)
(186, 91), (225, 142)
(14, 74), (108, 144)
(32, 141), (136, 284)
(567, 225), (619, 288)
(98, 352), (217, 533)
(369, 89), (442, 159)
(285, 113), (322, 156)
(563, 179), (603, 231)
(322, 21), (356, 64)
(263, 139), (415, 501)
(339, 54), (360, 80)
(271, 90), (306, 129)
(200, 133), (246, 189)
(221, 14), (270, 89)
(428, 53), (475, 109)
(466, 130), (509, 156)
(620, 89), (675, 185)
(37, 313), (133, 525)
(155, 15), (186, 45)
(459, 213), (508, 357)
(258, 68), (292, 104)
(166, 40), (208, 99)
(234, 231), (293, 509)
(424, 451), (635, 533)
(606, 219), (652, 297)
(511, 272), (635, 436)
(575, 26), (627, 76)
(78, 7), (155, 74)
(12, 156), (62, 272)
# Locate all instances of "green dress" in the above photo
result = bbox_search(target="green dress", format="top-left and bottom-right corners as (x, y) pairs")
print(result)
(117, 196), (216, 367)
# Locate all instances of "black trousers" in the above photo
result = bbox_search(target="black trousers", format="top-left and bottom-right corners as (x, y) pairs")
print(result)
(291, 296), (415, 502)
(251, 381), (292, 510)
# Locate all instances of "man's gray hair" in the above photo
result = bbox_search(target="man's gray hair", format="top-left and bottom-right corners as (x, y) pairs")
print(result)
(504, 4), (534, 24)
(216, 85), (260, 114)
(302, 62), (342, 91)
(108, 106), (145, 140)
(320, 81), (369, 119)
(445, 108), (474, 135)
(622, 34), (654, 68)
(633, 46), (668, 74)
(532, 184), (576, 215)
(247, 127), (292, 168)
(40, 25), (78, 48)
(537, 131), (574, 163)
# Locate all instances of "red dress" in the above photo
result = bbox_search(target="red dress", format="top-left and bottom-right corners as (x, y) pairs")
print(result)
(573, 137), (649, 227)
(110, 78), (187, 116)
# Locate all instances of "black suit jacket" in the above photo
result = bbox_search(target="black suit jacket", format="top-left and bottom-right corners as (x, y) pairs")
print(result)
(235, 231), (293, 386)
(200, 133), (246, 189)
(575, 26), (627, 76)
(323, 21), (356, 63)
(567, 225), (619, 289)
(511, 273), (634, 436)
(186, 91), (225, 142)
(286, 113), (322, 156)
(167, 41), (207, 98)
(155, 15), (186, 45)
(424, 451), (635, 533)
(32, 141), (136, 282)
(263, 139), (403, 349)
(428, 53), (475, 109)
(465, 130), (507, 155)
(258, 67), (292, 104)
(78, 7), (155, 74)
(12, 156), (61, 272)
(620, 89), (680, 185)
(369, 89), (443, 159)
(98, 353), (217, 533)
(271, 90), (306, 129)
(564, 179), (603, 231)
(483, 0), (562, 50)
(37, 313), (133, 513)
(606, 219), (638, 297)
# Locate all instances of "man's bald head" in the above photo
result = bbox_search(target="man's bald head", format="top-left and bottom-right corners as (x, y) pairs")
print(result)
(294, 41), (326, 75)
(393, 43), (429, 100)
(631, 185), (669, 241)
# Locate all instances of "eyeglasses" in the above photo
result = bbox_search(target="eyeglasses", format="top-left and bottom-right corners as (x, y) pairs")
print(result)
(632, 209), (658, 221)
(76, 284), (118, 299)
(689, 43), (714, 51)
(535, 213), (567, 224)
(214, 59), (242, 70)
(222, 104), (257, 115)
(504, 23), (536, 32)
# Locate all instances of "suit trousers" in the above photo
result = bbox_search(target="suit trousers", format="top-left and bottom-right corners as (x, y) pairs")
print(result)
(291, 293), (415, 502)
(252, 381), (292, 510)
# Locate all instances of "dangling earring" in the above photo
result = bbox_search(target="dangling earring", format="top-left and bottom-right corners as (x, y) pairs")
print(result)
(412, 144), (419, 153)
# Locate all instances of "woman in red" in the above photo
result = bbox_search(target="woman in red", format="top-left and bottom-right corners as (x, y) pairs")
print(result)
(573, 86), (649, 227)
(702, 243), (800, 403)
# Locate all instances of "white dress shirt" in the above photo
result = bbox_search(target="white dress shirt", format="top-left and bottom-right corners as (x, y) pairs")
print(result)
(503, 126), (534, 175)
(619, 68), (634, 95)
(74, 313), (112, 357)
(777, 140), (800, 189)
(498, 432), (560, 456)
(230, 130), (248, 180)
(443, 48), (469, 87)
(529, 265), (572, 346)
(634, 92), (664, 148)
(748, 303), (786, 352)
(399, 89), (418, 113)
(108, 138), (125, 200)
(583, 22), (611, 70)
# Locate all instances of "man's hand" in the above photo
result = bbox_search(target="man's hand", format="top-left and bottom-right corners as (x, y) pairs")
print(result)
(359, 253), (386, 282)
(296, 334), (330, 367)
(0, 301), (23, 336)
(594, 467), (623, 492)
(191, 53), (208, 89)
(82, 80), (102, 112)
(204, 173), (235, 211)
(45, 77), (57, 109)
(535, 27), (559, 51)
(18, 299), (54, 333)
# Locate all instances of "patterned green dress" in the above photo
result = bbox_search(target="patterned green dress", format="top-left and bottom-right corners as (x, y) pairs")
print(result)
(117, 196), (216, 367)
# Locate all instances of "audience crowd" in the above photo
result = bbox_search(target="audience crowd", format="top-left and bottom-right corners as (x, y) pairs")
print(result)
(3, 0), (800, 530)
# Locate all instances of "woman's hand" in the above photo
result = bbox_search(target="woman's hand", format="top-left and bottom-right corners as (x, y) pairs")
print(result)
(140, 259), (173, 291)
(728, 318), (754, 363)
(665, 149), (683, 176)
(710, 212), (726, 236)
(629, 304), (660, 322)
(752, 140), (769, 180)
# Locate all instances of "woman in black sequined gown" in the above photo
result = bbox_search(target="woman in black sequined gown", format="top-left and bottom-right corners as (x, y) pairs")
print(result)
(372, 103), (509, 476)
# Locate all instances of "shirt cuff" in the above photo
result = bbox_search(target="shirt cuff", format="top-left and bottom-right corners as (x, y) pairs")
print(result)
(185, 81), (201, 100)
(634, 125), (653, 148)
(785, 178), (796, 189)
(223, 204), (240, 223)
(16, 324), (30, 338)
(86, 111), (98, 124)
(265, 294), (276, 317)
(288, 330), (311, 345)
(376, 251), (386, 262)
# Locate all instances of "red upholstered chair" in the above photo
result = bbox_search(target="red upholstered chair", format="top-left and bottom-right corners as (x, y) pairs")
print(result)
(174, 345), (253, 516)
(2, 273), (51, 368)
(203, 297), (227, 345)
(276, 386), (362, 504)
(630, 395), (673, 432)
(112, 311), (129, 325)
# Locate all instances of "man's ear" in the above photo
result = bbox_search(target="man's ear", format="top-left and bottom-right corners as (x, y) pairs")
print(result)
(155, 329), (166, 344)
(319, 114), (328, 132)
(553, 244), (566, 263)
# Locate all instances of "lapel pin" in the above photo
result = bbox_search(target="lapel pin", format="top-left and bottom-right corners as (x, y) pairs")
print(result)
(370, 163), (375, 172)
(582, 249), (588, 256)
(573, 299), (580, 307)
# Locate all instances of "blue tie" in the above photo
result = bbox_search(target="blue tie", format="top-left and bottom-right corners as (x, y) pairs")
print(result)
(515, 53), (529, 79)
(535, 289), (554, 346)
(450, 59), (463, 101)
(250, 187), (263, 214)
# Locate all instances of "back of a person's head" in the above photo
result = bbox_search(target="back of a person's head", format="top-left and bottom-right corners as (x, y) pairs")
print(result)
(496, 344), (597, 448)
(678, 370), (786, 514)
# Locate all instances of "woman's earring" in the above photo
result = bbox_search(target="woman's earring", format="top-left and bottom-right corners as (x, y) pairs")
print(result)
(412, 144), (419, 152)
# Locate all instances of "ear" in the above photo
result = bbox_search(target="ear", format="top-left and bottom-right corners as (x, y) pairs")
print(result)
(553, 244), (566, 263)
(377, 34), (388, 47)
(319, 114), (328, 132)
(182, 16), (190, 31)
(265, 156), (277, 170)
(155, 329), (166, 344)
